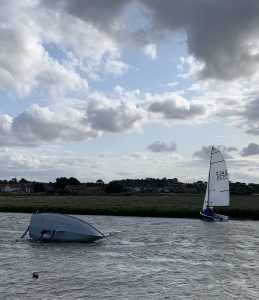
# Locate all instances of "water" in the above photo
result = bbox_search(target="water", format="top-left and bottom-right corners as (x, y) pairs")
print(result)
(0, 213), (258, 299)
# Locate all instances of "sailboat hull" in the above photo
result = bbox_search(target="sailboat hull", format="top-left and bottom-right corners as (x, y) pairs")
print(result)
(200, 212), (214, 222)
(200, 212), (229, 222)
(28, 213), (105, 242)
(213, 213), (229, 222)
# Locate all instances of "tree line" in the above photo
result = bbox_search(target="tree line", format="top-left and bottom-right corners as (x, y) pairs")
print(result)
(1, 177), (259, 195)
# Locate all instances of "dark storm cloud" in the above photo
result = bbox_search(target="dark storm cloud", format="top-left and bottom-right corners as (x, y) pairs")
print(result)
(42, 0), (129, 31)
(240, 143), (259, 156)
(139, 0), (259, 80)
(43, 0), (259, 81)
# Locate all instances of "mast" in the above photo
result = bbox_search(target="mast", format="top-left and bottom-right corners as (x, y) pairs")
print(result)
(207, 146), (213, 207)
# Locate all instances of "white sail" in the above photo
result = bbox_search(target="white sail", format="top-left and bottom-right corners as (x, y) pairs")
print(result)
(203, 147), (229, 210)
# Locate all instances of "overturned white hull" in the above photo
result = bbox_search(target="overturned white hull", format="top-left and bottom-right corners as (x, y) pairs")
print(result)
(27, 213), (105, 242)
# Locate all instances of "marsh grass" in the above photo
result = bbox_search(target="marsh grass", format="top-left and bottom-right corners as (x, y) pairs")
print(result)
(0, 193), (259, 219)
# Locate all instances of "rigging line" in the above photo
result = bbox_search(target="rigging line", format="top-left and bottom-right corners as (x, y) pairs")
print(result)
(210, 160), (225, 164)
(212, 149), (220, 154)
(207, 147), (213, 207)
(21, 226), (29, 239)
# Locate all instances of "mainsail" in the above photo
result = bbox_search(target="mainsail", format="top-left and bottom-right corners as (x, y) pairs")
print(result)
(203, 147), (229, 210)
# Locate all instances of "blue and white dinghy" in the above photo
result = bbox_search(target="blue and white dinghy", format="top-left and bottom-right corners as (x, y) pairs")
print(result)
(200, 146), (230, 222)
(22, 212), (105, 242)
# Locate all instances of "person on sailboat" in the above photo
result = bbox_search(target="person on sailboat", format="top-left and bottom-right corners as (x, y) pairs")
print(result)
(203, 206), (214, 217)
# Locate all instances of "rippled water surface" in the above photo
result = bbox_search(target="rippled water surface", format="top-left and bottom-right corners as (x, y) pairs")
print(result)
(0, 213), (259, 299)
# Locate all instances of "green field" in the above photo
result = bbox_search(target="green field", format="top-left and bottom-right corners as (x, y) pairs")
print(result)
(0, 194), (259, 219)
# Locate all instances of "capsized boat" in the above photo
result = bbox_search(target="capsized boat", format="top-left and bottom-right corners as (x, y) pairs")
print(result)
(200, 146), (230, 222)
(22, 212), (105, 242)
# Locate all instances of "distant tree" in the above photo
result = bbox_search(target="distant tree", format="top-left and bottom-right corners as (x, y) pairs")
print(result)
(96, 179), (104, 185)
(54, 177), (80, 191)
(68, 177), (80, 185)
(33, 182), (45, 193)
(55, 177), (69, 191)
(19, 178), (28, 184)
(85, 182), (96, 186)
(105, 181), (124, 193)
(9, 178), (17, 184)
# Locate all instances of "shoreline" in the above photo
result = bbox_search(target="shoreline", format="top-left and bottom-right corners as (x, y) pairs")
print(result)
(0, 194), (259, 220)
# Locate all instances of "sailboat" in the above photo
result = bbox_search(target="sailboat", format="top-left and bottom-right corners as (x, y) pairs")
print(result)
(200, 146), (230, 222)
(22, 212), (105, 242)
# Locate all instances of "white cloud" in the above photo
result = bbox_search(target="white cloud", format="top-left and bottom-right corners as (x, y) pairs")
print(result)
(143, 43), (157, 60)
(0, 0), (123, 100)
(147, 141), (177, 153)
(0, 104), (99, 146)
(160, 81), (178, 88)
(177, 55), (205, 80)
(123, 152), (147, 160)
(104, 57), (130, 76)
(147, 92), (208, 122)
(86, 96), (144, 132)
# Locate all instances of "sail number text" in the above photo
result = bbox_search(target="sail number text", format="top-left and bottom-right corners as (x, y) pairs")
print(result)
(216, 170), (228, 181)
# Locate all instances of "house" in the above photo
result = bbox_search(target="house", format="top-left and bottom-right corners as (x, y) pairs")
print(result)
(4, 184), (22, 193)
(64, 184), (104, 195)
(0, 183), (33, 193)
(0, 184), (6, 193)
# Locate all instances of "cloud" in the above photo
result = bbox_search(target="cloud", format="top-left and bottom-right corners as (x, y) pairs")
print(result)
(1, 0), (259, 103)
(192, 146), (212, 160)
(143, 43), (157, 60)
(0, 2), (45, 97)
(0, 149), (42, 170)
(160, 82), (178, 88)
(0, 104), (99, 146)
(0, 0), (120, 99)
(193, 145), (236, 160)
(104, 57), (130, 76)
(147, 93), (207, 121)
(240, 143), (259, 156)
(1, 87), (212, 147)
(86, 97), (143, 132)
(38, 59), (88, 100)
(138, 0), (259, 81)
(242, 97), (259, 136)
(147, 141), (177, 153)
(227, 146), (239, 152)
(41, 11), (117, 61)
(219, 95), (259, 136)
(42, 0), (129, 33)
(47, 0), (259, 82)
(123, 152), (147, 160)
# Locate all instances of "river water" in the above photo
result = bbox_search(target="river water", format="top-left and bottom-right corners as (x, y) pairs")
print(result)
(0, 213), (258, 299)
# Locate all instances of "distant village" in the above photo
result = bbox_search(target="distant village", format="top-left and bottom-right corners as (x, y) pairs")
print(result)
(0, 177), (259, 195)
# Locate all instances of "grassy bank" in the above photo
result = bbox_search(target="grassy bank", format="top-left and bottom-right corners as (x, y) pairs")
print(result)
(0, 194), (259, 219)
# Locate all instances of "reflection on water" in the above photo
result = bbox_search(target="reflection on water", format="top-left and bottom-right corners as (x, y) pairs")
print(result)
(0, 213), (259, 299)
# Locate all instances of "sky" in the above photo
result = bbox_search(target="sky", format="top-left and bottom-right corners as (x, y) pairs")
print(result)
(1, 0), (259, 184)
